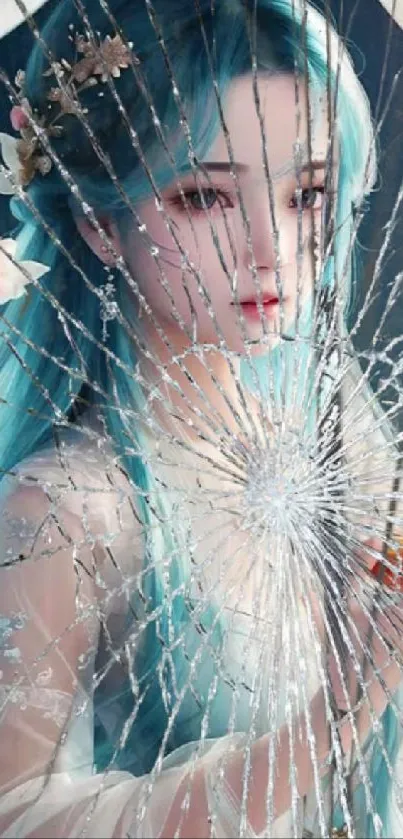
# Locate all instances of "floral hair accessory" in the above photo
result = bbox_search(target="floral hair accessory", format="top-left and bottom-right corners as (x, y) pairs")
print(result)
(0, 32), (134, 193)
(0, 238), (50, 304)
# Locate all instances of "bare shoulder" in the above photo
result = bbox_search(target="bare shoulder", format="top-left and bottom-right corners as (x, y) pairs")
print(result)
(1, 422), (145, 589)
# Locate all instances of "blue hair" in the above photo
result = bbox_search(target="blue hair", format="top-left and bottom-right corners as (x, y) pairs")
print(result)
(0, 0), (399, 830)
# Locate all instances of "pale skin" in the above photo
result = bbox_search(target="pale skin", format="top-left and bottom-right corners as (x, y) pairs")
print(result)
(74, 72), (403, 835)
(76, 73), (330, 447)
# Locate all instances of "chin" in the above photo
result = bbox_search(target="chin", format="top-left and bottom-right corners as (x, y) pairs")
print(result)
(234, 331), (283, 357)
(191, 327), (283, 359)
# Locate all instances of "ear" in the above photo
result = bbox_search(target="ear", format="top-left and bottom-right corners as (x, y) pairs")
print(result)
(73, 214), (123, 266)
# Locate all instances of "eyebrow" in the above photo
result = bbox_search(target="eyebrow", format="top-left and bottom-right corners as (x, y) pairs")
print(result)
(200, 159), (328, 175)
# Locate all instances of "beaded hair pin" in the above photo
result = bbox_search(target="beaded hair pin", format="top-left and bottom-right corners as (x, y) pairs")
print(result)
(1, 30), (134, 190)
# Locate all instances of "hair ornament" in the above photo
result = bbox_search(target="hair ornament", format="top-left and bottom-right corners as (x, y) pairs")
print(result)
(0, 237), (50, 304)
(0, 31), (134, 192)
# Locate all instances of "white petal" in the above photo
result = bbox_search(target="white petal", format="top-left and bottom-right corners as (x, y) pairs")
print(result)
(0, 0), (52, 39)
(0, 239), (17, 277)
(0, 169), (17, 195)
(0, 284), (28, 305)
(0, 239), (17, 258)
(377, 0), (403, 29)
(0, 243), (46, 305)
(0, 263), (31, 305)
(21, 260), (51, 281)
(0, 133), (21, 176)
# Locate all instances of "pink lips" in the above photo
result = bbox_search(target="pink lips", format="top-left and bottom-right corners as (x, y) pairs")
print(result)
(238, 297), (280, 321)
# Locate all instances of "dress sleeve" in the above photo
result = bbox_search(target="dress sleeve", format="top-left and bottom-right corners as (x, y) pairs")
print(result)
(0, 445), (272, 839)
(0, 434), (400, 837)
(0, 467), (274, 839)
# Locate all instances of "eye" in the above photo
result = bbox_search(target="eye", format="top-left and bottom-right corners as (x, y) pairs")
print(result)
(171, 187), (234, 213)
(289, 185), (325, 211)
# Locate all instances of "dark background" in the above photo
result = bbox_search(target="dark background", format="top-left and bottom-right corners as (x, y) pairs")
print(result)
(0, 0), (401, 421)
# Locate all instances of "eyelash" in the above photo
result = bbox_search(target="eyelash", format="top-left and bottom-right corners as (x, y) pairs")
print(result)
(288, 185), (326, 211)
(169, 184), (326, 214)
(170, 188), (233, 214)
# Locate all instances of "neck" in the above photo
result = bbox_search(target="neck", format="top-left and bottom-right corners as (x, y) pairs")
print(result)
(136, 315), (270, 450)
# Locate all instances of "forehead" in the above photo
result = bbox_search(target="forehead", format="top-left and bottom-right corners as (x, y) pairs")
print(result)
(203, 73), (330, 178)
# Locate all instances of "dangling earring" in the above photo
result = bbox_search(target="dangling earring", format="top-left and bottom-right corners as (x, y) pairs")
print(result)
(100, 261), (119, 343)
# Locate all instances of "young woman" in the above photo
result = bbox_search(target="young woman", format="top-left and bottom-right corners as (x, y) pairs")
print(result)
(0, 0), (402, 836)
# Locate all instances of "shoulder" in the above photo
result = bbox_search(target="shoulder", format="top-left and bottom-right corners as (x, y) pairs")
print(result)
(1, 410), (144, 582)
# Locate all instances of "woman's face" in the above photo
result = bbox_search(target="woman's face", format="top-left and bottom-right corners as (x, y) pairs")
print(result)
(124, 72), (331, 356)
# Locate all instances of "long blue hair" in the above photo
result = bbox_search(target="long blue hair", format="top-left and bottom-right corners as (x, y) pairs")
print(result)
(0, 0), (399, 832)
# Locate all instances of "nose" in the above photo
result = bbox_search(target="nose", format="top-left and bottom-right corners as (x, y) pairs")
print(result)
(240, 187), (290, 292)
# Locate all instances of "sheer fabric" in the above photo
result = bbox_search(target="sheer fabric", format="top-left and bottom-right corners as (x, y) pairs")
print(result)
(0, 410), (316, 837)
(0, 354), (402, 837)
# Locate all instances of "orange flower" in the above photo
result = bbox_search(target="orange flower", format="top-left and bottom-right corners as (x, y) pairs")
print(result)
(47, 85), (79, 115)
(93, 35), (133, 83)
(73, 33), (132, 84)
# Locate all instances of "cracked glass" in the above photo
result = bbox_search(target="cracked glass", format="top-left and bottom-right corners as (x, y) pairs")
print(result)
(0, 1), (402, 836)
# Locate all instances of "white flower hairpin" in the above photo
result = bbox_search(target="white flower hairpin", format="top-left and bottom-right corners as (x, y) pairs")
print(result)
(0, 130), (27, 194)
(0, 237), (50, 304)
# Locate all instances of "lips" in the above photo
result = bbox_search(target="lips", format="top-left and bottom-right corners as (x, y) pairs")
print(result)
(235, 296), (281, 322)
(239, 297), (279, 305)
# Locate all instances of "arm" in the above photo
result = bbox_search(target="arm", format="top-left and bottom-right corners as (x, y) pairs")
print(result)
(0, 478), (327, 838)
(1, 481), (400, 838)
(0, 479), (192, 838)
(0, 483), (99, 795)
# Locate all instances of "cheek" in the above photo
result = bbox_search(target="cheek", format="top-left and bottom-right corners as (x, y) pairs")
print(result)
(131, 206), (236, 307)
(306, 212), (324, 248)
(126, 205), (182, 308)
(126, 236), (220, 328)
(296, 217), (324, 276)
(283, 220), (323, 303)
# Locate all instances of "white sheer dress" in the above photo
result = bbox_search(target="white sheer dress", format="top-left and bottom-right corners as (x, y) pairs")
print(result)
(1, 357), (403, 838)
